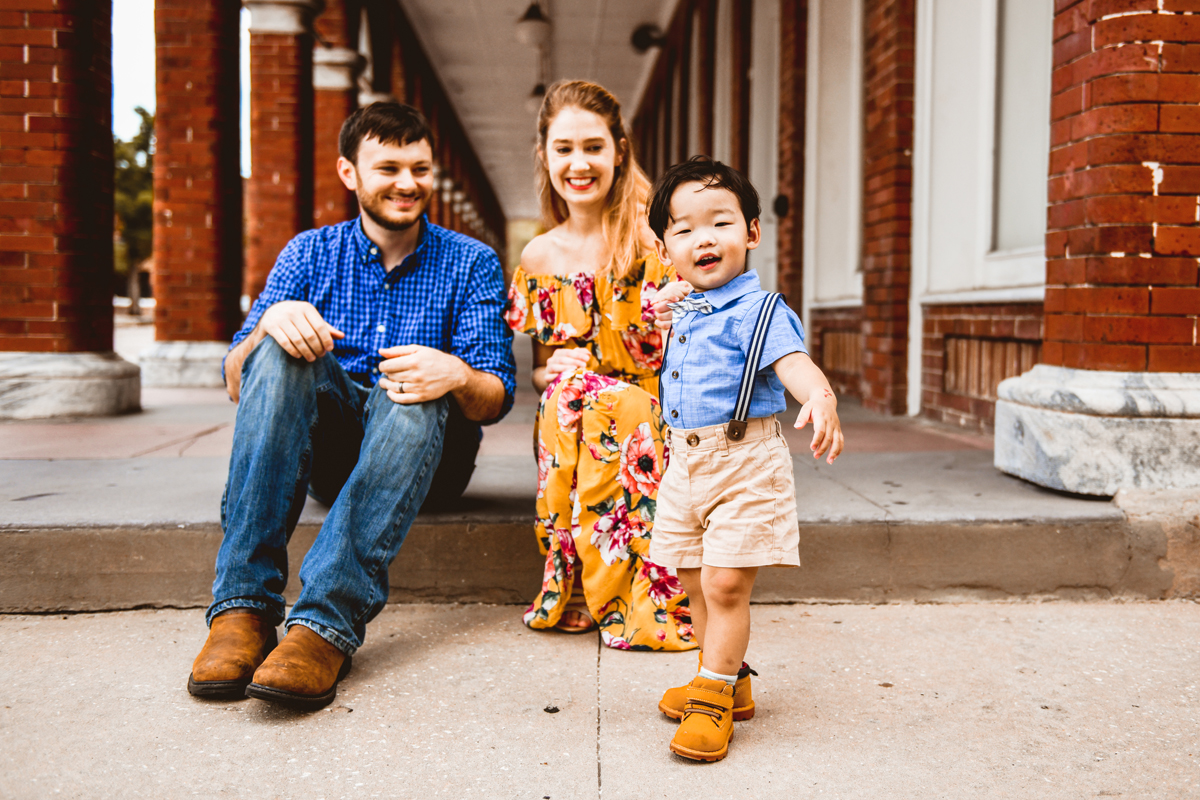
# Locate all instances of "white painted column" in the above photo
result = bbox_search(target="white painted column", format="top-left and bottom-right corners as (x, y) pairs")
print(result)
(747, 0), (781, 291)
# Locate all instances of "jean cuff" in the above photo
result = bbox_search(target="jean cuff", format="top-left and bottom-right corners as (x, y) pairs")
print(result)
(286, 617), (357, 657)
(206, 598), (283, 629)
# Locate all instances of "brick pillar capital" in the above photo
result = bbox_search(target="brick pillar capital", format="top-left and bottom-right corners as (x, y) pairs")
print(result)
(359, 90), (397, 106)
(244, 0), (324, 35)
(314, 46), (365, 91)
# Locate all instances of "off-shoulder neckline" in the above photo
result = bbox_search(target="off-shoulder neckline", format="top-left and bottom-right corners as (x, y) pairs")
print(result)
(514, 266), (598, 279)
(514, 254), (657, 281)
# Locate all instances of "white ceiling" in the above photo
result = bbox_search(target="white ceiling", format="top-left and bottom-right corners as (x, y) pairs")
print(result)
(397, 0), (679, 219)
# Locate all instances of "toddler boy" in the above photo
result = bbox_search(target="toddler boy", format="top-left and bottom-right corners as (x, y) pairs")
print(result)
(647, 157), (843, 762)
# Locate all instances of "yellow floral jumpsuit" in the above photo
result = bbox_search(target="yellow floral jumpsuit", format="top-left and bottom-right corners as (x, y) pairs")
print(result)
(506, 254), (697, 651)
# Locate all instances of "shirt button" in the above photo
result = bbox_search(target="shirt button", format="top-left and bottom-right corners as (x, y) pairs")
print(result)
(376, 324), (385, 332)
(370, 247), (378, 255)
(671, 371), (679, 379)
(677, 335), (686, 343)
(686, 433), (700, 446)
(671, 410), (678, 419)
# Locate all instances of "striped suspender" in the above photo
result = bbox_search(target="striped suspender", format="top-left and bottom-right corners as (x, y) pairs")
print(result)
(727, 292), (782, 441)
(657, 292), (783, 440)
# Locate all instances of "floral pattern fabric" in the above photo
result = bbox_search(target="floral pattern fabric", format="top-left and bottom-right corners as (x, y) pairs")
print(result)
(507, 255), (696, 651)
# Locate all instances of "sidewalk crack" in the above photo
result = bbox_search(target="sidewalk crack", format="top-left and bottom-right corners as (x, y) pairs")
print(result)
(596, 634), (602, 799)
(130, 424), (228, 458)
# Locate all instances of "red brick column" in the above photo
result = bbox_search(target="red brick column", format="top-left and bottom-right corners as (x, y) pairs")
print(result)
(0, 2), (114, 353)
(244, 0), (320, 302)
(312, 0), (360, 228)
(1046, 2), (1200, 373)
(152, 0), (243, 343)
(313, 46), (362, 227)
(777, 0), (807, 313)
(860, 0), (916, 415)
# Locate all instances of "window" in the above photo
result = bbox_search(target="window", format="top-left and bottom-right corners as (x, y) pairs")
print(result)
(991, 0), (1052, 253)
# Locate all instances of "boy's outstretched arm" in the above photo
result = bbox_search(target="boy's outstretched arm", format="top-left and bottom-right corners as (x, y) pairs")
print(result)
(772, 351), (844, 464)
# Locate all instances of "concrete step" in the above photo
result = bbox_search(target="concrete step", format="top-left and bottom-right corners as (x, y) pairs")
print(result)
(2, 451), (1180, 613)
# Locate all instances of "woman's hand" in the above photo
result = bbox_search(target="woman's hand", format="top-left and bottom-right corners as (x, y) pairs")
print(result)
(543, 347), (591, 383)
(651, 280), (694, 330)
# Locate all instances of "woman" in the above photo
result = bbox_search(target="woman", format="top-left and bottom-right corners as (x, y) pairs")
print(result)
(506, 80), (696, 651)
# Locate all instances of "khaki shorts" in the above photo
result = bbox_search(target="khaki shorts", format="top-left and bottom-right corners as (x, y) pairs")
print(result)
(650, 415), (800, 570)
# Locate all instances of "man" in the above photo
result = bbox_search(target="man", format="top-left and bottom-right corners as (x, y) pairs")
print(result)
(187, 103), (515, 709)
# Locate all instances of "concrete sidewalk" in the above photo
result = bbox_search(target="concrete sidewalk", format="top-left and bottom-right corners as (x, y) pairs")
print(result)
(2, 601), (1199, 799)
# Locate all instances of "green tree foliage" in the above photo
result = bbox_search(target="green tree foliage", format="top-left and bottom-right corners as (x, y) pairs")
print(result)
(113, 107), (154, 277)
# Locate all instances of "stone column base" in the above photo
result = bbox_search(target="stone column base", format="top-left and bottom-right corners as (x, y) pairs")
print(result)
(138, 341), (230, 388)
(0, 353), (140, 420)
(995, 365), (1200, 496)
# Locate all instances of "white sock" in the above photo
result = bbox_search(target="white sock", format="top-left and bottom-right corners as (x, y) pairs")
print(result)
(698, 666), (738, 687)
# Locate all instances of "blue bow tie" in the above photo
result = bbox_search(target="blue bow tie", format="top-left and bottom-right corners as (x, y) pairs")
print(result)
(667, 295), (713, 316)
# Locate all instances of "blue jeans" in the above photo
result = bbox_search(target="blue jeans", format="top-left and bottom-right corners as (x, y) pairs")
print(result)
(207, 338), (453, 655)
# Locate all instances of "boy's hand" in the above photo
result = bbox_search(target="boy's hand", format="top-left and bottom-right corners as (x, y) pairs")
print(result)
(794, 389), (844, 464)
(651, 280), (694, 330)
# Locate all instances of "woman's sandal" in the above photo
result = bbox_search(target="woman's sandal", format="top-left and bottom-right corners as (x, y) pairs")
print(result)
(555, 572), (596, 634)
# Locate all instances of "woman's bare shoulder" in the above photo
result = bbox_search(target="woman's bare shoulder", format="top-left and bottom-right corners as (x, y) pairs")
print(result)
(519, 231), (560, 276)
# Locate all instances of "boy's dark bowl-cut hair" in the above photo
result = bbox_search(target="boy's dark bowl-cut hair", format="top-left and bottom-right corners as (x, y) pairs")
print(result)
(646, 156), (761, 239)
(339, 102), (434, 165)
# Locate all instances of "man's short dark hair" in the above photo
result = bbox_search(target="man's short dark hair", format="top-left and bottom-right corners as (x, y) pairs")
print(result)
(646, 156), (761, 240)
(339, 102), (434, 165)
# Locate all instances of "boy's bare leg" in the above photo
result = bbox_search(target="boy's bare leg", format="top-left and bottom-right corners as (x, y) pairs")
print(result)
(676, 568), (706, 651)
(698, 566), (758, 675)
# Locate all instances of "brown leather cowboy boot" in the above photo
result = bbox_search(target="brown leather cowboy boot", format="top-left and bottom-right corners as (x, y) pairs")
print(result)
(188, 609), (278, 699)
(244, 625), (351, 710)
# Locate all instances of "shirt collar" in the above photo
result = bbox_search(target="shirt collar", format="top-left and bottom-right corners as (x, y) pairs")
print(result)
(353, 214), (430, 270)
(693, 269), (761, 310)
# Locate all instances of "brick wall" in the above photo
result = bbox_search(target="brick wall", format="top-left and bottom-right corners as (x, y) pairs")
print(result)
(1047, 1), (1200, 373)
(808, 306), (864, 398)
(0, 2), (113, 353)
(922, 303), (1043, 433)
(777, 0), (807, 313)
(313, 0), (357, 228)
(152, 0), (242, 342)
(860, 0), (916, 413)
(245, 27), (314, 302)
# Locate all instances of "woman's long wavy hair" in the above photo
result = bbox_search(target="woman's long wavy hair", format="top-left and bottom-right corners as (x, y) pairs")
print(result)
(535, 80), (651, 281)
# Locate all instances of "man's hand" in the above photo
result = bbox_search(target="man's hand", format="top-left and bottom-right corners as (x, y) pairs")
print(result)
(651, 280), (694, 330)
(794, 389), (844, 464)
(377, 344), (469, 404)
(260, 301), (344, 362)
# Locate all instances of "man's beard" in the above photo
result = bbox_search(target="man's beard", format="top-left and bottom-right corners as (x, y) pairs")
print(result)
(358, 187), (426, 232)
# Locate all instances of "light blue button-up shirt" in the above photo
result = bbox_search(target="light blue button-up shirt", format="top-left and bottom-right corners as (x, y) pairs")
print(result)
(660, 270), (808, 430)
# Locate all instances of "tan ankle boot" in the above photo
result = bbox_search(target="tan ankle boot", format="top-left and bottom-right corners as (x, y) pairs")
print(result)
(659, 656), (757, 721)
(245, 625), (350, 710)
(188, 609), (278, 699)
(669, 677), (736, 762)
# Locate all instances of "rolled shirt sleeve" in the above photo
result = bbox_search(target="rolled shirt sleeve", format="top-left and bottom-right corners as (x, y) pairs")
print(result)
(450, 248), (517, 423)
(223, 234), (313, 384)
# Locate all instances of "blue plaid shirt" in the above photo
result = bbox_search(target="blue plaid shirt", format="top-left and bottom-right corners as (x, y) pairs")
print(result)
(228, 215), (516, 424)
(660, 270), (808, 430)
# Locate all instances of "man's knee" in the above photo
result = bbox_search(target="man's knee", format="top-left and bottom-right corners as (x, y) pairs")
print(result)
(362, 393), (449, 457)
(242, 338), (325, 393)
